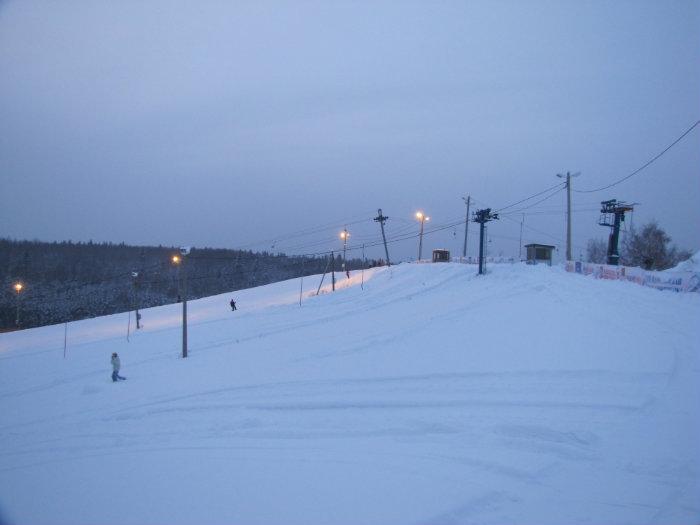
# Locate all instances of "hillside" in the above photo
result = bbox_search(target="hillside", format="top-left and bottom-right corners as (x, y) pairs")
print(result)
(0, 239), (373, 329)
(0, 262), (699, 525)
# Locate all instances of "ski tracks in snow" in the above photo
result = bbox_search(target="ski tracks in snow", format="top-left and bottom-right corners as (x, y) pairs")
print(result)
(0, 369), (659, 476)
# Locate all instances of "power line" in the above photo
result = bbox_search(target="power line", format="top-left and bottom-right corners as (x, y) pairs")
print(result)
(495, 181), (566, 213)
(232, 214), (374, 251)
(574, 119), (700, 194)
(500, 214), (561, 244)
(513, 208), (600, 217)
(500, 186), (566, 216)
(344, 217), (467, 255)
(500, 214), (587, 253)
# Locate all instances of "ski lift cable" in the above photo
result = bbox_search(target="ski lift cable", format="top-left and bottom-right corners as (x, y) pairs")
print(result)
(233, 213), (375, 250)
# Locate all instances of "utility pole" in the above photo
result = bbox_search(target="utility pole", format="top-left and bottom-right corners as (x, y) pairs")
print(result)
(518, 213), (524, 261)
(374, 209), (391, 266)
(556, 171), (580, 261)
(361, 243), (365, 290)
(462, 196), (471, 259)
(416, 211), (430, 261)
(599, 199), (634, 266)
(331, 250), (336, 291)
(473, 208), (499, 275)
(138, 249), (146, 327)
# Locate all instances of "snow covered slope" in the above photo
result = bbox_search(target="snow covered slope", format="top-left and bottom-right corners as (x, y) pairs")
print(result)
(1, 263), (699, 525)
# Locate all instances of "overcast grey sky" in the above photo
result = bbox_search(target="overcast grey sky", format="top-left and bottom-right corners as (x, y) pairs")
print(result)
(1, 0), (698, 262)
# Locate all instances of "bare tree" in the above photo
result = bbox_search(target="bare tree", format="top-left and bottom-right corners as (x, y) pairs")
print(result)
(622, 221), (692, 270)
(586, 238), (607, 264)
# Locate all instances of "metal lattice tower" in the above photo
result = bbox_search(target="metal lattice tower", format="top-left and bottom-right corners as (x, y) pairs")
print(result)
(598, 199), (634, 266)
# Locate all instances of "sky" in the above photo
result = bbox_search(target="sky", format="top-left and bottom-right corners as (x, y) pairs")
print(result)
(1, 0), (698, 263)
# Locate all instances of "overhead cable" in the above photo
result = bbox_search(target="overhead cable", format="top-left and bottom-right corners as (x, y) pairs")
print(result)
(574, 119), (700, 194)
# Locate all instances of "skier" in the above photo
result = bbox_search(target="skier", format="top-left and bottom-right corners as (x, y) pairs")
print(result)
(230, 299), (237, 311)
(111, 352), (126, 382)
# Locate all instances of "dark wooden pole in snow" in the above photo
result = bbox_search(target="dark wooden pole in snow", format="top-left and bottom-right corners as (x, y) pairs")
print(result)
(331, 251), (336, 291)
(374, 209), (391, 266)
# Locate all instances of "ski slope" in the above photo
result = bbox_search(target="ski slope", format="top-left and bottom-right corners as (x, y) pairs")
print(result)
(1, 262), (699, 525)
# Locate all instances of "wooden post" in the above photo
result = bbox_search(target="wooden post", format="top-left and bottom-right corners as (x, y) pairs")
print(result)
(361, 244), (365, 290)
(331, 251), (336, 291)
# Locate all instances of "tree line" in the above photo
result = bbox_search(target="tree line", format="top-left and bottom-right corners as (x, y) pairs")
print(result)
(0, 239), (380, 330)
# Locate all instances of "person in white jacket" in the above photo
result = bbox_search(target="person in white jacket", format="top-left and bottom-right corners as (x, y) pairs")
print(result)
(111, 352), (126, 382)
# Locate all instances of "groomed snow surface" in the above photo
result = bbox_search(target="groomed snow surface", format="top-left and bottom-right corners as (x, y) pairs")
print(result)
(1, 262), (699, 525)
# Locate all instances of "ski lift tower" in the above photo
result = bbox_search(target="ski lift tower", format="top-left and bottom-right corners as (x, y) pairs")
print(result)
(598, 199), (634, 266)
(472, 208), (499, 275)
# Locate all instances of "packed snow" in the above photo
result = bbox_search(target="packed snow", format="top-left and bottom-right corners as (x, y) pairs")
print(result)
(0, 262), (699, 525)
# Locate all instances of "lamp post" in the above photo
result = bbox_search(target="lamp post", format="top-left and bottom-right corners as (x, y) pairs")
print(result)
(131, 271), (141, 329)
(172, 251), (188, 358)
(415, 211), (430, 261)
(13, 282), (23, 328)
(340, 228), (350, 278)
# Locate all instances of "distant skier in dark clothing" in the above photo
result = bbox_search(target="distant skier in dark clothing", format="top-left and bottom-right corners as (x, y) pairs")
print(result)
(230, 299), (237, 311)
(111, 352), (126, 382)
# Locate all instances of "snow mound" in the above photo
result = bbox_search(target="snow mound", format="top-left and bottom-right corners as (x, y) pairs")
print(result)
(669, 249), (700, 272)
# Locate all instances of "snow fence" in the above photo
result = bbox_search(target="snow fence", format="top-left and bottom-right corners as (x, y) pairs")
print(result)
(565, 261), (700, 293)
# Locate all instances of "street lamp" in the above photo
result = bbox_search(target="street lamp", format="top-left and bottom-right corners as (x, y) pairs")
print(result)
(340, 228), (350, 278)
(13, 282), (23, 328)
(172, 250), (188, 358)
(131, 271), (141, 329)
(415, 211), (430, 261)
